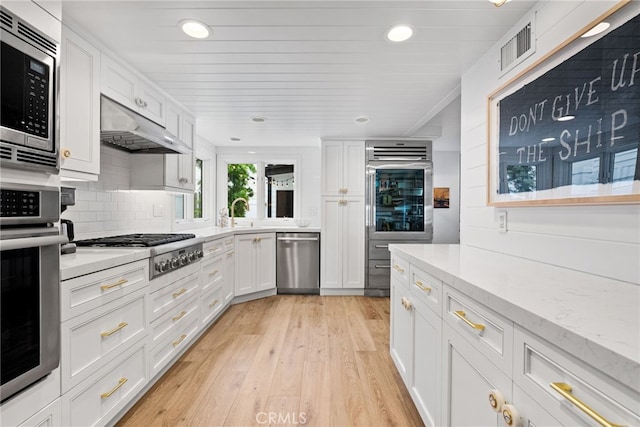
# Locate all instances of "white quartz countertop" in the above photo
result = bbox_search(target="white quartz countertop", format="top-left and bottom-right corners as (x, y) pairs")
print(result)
(60, 226), (320, 280)
(388, 244), (640, 392)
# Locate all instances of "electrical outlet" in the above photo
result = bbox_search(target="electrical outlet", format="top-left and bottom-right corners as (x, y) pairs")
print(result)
(498, 211), (507, 232)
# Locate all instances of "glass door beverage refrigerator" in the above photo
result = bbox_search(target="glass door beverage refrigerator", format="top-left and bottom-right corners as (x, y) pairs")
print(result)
(365, 140), (433, 296)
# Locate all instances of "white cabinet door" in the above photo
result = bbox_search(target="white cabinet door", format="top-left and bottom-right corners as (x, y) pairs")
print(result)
(320, 141), (364, 196)
(342, 197), (364, 288)
(223, 248), (235, 304)
(320, 197), (364, 289)
(60, 26), (100, 180)
(255, 233), (276, 292)
(100, 55), (165, 125)
(17, 398), (61, 427)
(442, 322), (511, 427)
(234, 234), (256, 296)
(165, 103), (181, 137)
(320, 197), (343, 288)
(412, 301), (441, 427)
(390, 279), (412, 383)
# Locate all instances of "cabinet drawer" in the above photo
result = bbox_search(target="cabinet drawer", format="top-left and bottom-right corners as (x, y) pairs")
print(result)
(61, 260), (148, 321)
(410, 265), (441, 317)
(203, 239), (224, 257)
(200, 254), (224, 293)
(443, 286), (513, 375)
(200, 284), (224, 326)
(390, 255), (410, 285)
(61, 288), (147, 393)
(514, 326), (640, 426)
(62, 342), (147, 427)
(149, 271), (199, 322)
(149, 294), (199, 346)
(150, 315), (199, 377)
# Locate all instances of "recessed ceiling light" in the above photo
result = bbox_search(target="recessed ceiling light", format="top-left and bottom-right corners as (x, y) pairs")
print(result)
(386, 25), (414, 42)
(557, 115), (575, 122)
(179, 19), (210, 39)
(248, 151), (256, 154)
(488, 0), (511, 7)
(541, 137), (556, 142)
(354, 115), (370, 124)
(581, 22), (610, 38)
(230, 137), (241, 142)
(251, 117), (267, 123)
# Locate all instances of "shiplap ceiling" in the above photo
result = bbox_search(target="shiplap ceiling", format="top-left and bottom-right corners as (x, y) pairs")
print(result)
(61, 0), (538, 146)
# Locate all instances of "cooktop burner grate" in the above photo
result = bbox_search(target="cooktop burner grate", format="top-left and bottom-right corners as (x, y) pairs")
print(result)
(75, 233), (196, 248)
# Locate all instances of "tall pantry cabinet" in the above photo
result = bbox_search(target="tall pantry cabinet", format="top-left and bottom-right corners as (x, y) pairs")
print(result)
(320, 141), (365, 291)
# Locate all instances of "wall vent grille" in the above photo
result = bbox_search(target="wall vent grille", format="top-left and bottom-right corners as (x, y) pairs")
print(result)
(0, 10), (13, 29)
(500, 21), (535, 74)
(18, 22), (57, 55)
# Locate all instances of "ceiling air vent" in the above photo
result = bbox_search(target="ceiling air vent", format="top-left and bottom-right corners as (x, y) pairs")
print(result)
(500, 20), (535, 75)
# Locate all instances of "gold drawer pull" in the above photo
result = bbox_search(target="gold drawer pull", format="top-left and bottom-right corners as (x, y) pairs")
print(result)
(225, 241), (233, 246)
(100, 278), (128, 291)
(209, 269), (219, 277)
(172, 288), (187, 298)
(100, 377), (128, 399)
(100, 322), (128, 337)
(208, 246), (221, 253)
(173, 334), (187, 347)
(227, 251), (234, 256)
(392, 264), (405, 273)
(550, 382), (625, 427)
(172, 310), (187, 321)
(454, 310), (485, 332)
(415, 281), (432, 292)
(209, 299), (220, 308)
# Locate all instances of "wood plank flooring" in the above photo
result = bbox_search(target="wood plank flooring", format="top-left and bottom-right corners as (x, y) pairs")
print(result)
(117, 296), (424, 427)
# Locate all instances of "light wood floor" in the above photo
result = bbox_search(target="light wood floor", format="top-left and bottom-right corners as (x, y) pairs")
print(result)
(117, 295), (424, 427)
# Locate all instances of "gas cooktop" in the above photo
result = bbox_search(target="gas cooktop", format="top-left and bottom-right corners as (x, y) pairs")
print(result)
(75, 233), (196, 248)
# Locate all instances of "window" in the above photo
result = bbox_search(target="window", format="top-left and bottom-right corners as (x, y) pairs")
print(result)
(612, 148), (637, 182)
(571, 157), (600, 185)
(175, 195), (185, 220)
(194, 158), (203, 219)
(506, 165), (536, 193)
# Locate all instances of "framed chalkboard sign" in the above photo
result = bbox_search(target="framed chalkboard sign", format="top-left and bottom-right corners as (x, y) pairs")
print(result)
(488, 1), (640, 206)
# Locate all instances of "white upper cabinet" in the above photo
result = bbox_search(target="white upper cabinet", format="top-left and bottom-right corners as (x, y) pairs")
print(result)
(100, 54), (166, 126)
(59, 26), (100, 181)
(321, 141), (365, 196)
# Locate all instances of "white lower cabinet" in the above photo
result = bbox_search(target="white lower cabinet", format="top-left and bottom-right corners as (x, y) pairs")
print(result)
(390, 251), (639, 427)
(223, 244), (235, 305)
(61, 341), (148, 427)
(442, 322), (511, 427)
(234, 233), (276, 296)
(150, 314), (199, 377)
(17, 398), (61, 427)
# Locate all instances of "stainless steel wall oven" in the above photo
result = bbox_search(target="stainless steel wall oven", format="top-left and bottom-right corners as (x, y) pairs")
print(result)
(0, 184), (66, 402)
(0, 6), (60, 173)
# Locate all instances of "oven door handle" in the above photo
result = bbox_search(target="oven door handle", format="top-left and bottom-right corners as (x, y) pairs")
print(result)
(0, 235), (68, 251)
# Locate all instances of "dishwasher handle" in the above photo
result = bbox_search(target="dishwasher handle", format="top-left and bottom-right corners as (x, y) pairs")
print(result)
(277, 237), (319, 242)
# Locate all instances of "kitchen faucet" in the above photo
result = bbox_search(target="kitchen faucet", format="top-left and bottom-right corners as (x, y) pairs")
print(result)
(230, 197), (249, 228)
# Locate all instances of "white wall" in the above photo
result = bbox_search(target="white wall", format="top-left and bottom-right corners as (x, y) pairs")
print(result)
(61, 145), (173, 239)
(460, 1), (640, 284)
(216, 146), (321, 227)
(415, 96), (461, 244)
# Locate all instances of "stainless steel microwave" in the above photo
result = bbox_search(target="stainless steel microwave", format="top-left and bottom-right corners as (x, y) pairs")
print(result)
(0, 6), (59, 173)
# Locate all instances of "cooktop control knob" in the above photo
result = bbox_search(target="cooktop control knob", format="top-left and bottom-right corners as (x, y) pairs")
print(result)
(156, 261), (168, 272)
(197, 250), (204, 258)
(179, 254), (187, 265)
(188, 252), (195, 262)
(170, 257), (179, 269)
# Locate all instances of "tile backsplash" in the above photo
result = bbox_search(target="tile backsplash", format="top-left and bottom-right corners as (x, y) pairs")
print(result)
(61, 145), (173, 240)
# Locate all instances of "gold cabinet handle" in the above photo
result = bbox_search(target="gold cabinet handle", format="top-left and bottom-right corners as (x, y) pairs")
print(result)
(173, 334), (187, 347)
(172, 310), (187, 321)
(550, 382), (625, 427)
(62, 148), (72, 159)
(208, 246), (221, 253)
(392, 264), (405, 273)
(414, 280), (432, 292)
(100, 377), (128, 399)
(227, 251), (234, 256)
(172, 288), (187, 298)
(100, 278), (128, 291)
(100, 322), (128, 337)
(454, 310), (485, 332)
(209, 269), (219, 277)
(209, 299), (220, 308)
(401, 297), (412, 310)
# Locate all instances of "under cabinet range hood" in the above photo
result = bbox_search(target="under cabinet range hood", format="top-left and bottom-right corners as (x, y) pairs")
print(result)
(100, 95), (191, 154)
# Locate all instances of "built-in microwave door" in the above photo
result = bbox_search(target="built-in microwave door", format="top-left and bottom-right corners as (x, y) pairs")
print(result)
(366, 161), (433, 241)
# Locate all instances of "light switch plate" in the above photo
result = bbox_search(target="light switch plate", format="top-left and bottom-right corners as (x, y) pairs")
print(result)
(498, 211), (507, 232)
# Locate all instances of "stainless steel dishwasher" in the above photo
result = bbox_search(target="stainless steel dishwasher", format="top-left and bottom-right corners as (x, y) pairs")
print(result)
(276, 232), (320, 294)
